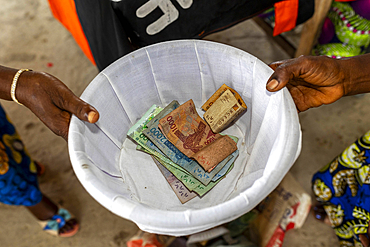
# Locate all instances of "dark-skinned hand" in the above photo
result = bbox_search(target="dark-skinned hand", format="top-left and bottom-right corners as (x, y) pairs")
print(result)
(359, 233), (370, 247)
(266, 55), (347, 113)
(15, 70), (99, 141)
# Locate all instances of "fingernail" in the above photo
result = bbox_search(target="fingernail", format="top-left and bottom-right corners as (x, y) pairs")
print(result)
(267, 79), (279, 90)
(88, 112), (96, 123)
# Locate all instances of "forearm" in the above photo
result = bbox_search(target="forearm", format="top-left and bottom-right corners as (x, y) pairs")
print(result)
(340, 53), (370, 96)
(0, 65), (20, 101)
(0, 65), (38, 105)
(0, 65), (46, 106)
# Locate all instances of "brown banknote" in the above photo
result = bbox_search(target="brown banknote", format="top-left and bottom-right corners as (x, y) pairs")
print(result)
(203, 89), (247, 133)
(201, 84), (247, 111)
(158, 99), (237, 171)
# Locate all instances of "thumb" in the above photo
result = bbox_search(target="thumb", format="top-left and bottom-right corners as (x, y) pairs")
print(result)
(74, 101), (100, 124)
(85, 108), (100, 123)
(61, 93), (100, 124)
(266, 68), (291, 92)
(267, 58), (302, 92)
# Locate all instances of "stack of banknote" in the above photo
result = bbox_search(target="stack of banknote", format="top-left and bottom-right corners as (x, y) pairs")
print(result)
(127, 85), (246, 203)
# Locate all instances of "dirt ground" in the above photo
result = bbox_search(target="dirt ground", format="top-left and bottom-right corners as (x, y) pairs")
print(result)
(1, 1), (370, 246)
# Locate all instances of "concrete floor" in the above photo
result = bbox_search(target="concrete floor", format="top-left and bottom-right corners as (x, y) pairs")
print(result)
(1, 1), (370, 246)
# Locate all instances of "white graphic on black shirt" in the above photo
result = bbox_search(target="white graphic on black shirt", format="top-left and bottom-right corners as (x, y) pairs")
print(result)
(137, 0), (193, 35)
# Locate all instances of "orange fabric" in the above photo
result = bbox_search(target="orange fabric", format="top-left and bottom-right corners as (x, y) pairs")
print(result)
(273, 0), (299, 36)
(47, 0), (96, 65)
(127, 239), (162, 247)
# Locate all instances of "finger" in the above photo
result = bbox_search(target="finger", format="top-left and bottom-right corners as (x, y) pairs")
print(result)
(268, 57), (298, 71)
(268, 61), (283, 71)
(287, 84), (310, 112)
(266, 57), (310, 92)
(73, 102), (100, 124)
(57, 111), (70, 141)
(266, 69), (291, 92)
(292, 94), (309, 113)
(57, 92), (100, 124)
(292, 86), (330, 112)
(37, 110), (71, 141)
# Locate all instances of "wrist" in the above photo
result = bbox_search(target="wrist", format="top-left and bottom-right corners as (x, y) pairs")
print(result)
(15, 70), (39, 106)
(339, 54), (370, 96)
(11, 69), (33, 105)
(336, 58), (353, 96)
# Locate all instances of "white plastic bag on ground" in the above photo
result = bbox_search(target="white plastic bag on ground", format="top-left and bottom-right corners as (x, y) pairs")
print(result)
(68, 40), (302, 236)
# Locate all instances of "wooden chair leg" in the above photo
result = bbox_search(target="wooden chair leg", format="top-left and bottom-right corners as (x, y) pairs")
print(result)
(294, 0), (333, 57)
(253, 16), (296, 58)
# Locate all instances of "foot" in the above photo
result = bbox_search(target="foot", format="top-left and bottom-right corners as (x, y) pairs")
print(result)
(26, 196), (79, 237)
(313, 204), (331, 226)
(58, 218), (79, 237)
(34, 161), (45, 176)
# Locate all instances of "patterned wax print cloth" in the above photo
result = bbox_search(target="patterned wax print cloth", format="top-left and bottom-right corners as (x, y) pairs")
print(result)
(313, 130), (370, 247)
(0, 105), (42, 206)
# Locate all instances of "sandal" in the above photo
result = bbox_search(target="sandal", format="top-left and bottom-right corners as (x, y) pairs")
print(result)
(38, 208), (79, 237)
